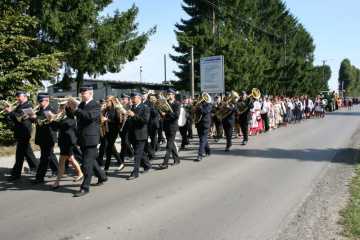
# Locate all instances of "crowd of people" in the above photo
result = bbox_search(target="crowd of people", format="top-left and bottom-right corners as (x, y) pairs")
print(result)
(2, 86), (357, 197)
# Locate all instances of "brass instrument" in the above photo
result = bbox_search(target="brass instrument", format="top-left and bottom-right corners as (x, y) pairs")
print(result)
(50, 96), (81, 103)
(37, 111), (64, 126)
(114, 96), (129, 132)
(193, 92), (212, 124)
(237, 88), (261, 114)
(100, 113), (106, 137)
(155, 91), (173, 120)
(214, 91), (239, 119)
(0, 100), (19, 114)
(16, 104), (40, 122)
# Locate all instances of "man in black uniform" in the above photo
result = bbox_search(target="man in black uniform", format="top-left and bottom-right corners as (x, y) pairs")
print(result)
(179, 95), (192, 149)
(118, 93), (133, 166)
(238, 91), (253, 146)
(159, 88), (180, 169)
(29, 93), (59, 184)
(212, 95), (223, 142)
(192, 93), (212, 161)
(68, 85), (108, 197)
(220, 91), (238, 152)
(6, 90), (39, 180)
(140, 87), (158, 160)
(126, 92), (152, 180)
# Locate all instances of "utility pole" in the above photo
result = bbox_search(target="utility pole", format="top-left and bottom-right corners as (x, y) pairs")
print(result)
(140, 66), (142, 88)
(164, 54), (167, 84)
(190, 46), (194, 99)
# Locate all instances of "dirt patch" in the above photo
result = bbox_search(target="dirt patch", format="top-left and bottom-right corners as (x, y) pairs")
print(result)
(273, 127), (360, 240)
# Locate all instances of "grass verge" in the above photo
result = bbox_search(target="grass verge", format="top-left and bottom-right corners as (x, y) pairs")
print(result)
(339, 152), (360, 238)
(0, 139), (40, 157)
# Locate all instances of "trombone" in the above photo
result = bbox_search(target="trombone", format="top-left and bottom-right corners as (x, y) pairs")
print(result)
(0, 100), (19, 114)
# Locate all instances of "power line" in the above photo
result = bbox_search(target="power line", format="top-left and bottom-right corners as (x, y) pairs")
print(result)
(198, 0), (282, 38)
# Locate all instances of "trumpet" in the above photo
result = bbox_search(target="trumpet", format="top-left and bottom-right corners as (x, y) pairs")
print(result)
(16, 104), (40, 122)
(0, 100), (19, 114)
(37, 112), (64, 126)
(50, 96), (81, 103)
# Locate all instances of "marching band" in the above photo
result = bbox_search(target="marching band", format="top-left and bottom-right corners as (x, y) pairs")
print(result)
(1, 86), (345, 197)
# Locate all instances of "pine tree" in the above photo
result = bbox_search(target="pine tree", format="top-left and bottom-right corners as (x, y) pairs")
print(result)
(172, 0), (322, 96)
(30, 0), (156, 93)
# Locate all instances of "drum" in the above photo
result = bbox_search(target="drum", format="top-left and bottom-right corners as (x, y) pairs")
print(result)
(178, 107), (187, 127)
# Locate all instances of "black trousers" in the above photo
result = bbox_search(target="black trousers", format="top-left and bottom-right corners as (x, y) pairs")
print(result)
(223, 121), (234, 148)
(197, 127), (211, 157)
(239, 120), (249, 142)
(179, 124), (190, 147)
(144, 139), (156, 160)
(130, 139), (151, 177)
(149, 127), (158, 152)
(104, 133), (122, 170)
(119, 131), (133, 161)
(80, 145), (107, 190)
(158, 120), (165, 142)
(11, 138), (39, 177)
(73, 143), (83, 164)
(261, 113), (269, 131)
(36, 144), (58, 180)
(162, 131), (179, 166)
(187, 119), (193, 138)
(214, 120), (223, 139)
(96, 136), (107, 165)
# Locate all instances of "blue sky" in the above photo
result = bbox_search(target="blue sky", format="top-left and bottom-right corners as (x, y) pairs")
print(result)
(95, 0), (360, 93)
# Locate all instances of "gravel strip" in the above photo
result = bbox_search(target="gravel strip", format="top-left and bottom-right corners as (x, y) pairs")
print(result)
(272, 126), (360, 240)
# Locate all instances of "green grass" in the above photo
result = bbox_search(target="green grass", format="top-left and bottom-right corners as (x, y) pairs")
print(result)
(339, 153), (360, 238)
(0, 139), (40, 157)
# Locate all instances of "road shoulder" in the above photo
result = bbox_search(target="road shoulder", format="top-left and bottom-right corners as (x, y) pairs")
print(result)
(273, 126), (360, 240)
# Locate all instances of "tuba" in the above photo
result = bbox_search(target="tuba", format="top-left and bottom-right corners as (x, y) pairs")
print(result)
(155, 91), (173, 120)
(193, 92), (212, 124)
(215, 90), (239, 120)
(237, 88), (261, 114)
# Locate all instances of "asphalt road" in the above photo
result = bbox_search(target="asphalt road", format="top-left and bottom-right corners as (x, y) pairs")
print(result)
(1, 106), (359, 240)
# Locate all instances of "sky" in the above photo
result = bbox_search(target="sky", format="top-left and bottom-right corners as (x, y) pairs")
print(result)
(92, 0), (360, 92)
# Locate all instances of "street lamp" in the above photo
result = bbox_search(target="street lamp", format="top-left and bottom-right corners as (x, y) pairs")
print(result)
(322, 59), (333, 80)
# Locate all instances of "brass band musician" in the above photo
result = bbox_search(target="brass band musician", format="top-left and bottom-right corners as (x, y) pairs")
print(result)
(6, 90), (39, 180)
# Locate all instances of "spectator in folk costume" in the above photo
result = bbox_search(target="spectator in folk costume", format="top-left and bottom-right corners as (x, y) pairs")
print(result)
(303, 95), (314, 119)
(284, 98), (293, 127)
(273, 97), (282, 129)
(249, 98), (262, 136)
(268, 98), (275, 130)
(279, 96), (287, 127)
(292, 96), (303, 123)
(314, 95), (324, 118)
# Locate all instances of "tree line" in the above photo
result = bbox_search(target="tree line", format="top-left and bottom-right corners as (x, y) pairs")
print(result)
(170, 0), (331, 97)
(0, 0), (154, 142)
(338, 59), (360, 97)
